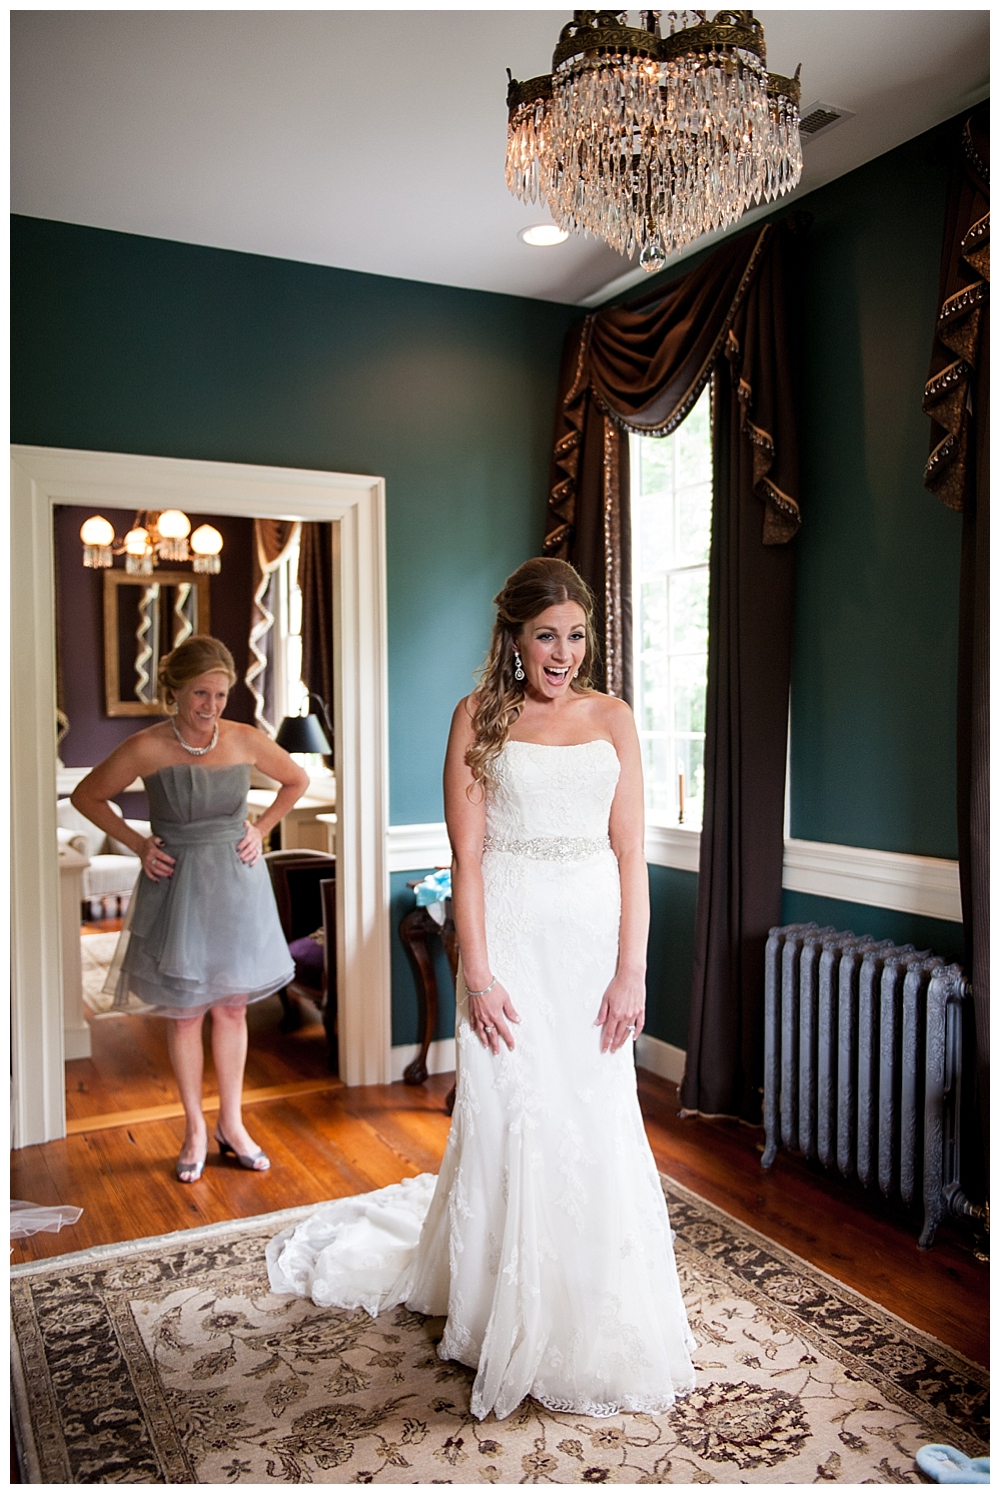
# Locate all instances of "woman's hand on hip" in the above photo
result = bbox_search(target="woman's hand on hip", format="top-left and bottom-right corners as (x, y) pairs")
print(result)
(595, 971), (645, 1054)
(142, 835), (176, 882)
(468, 980), (520, 1055)
(237, 820), (264, 866)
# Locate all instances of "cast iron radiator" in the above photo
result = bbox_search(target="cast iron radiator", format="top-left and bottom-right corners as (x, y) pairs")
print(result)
(761, 922), (979, 1248)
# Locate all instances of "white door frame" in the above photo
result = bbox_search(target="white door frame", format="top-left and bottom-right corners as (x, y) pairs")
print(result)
(10, 444), (392, 1147)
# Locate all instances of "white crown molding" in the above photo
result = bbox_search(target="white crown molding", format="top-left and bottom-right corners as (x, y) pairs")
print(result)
(11, 444), (391, 1144)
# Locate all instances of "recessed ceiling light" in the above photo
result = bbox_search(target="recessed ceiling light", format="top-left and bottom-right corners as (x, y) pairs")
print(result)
(519, 224), (569, 247)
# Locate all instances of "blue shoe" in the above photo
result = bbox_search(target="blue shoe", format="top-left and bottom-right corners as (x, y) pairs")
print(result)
(916, 1446), (990, 1484)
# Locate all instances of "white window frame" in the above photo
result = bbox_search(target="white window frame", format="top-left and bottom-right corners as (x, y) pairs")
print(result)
(630, 393), (712, 869)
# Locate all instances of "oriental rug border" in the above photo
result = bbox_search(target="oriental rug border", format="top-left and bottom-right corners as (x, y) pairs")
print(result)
(11, 1177), (987, 1484)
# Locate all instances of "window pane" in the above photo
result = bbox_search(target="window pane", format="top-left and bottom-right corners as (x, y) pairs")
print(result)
(668, 569), (709, 655)
(675, 398), (712, 490)
(676, 478), (712, 567)
(634, 489), (673, 572)
(672, 652), (707, 735)
(677, 736), (705, 826)
(641, 735), (676, 821)
(636, 437), (672, 498)
(630, 384), (712, 829)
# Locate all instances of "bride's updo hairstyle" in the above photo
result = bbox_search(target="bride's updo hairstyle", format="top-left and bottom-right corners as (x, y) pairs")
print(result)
(158, 635), (237, 712)
(466, 558), (599, 784)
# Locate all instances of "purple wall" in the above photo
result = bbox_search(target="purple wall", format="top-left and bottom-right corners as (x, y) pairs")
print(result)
(55, 506), (256, 812)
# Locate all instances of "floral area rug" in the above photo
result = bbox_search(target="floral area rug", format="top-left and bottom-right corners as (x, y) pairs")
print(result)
(11, 1177), (987, 1484)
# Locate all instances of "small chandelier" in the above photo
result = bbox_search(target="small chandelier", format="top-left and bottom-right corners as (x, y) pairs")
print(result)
(80, 509), (224, 575)
(506, 9), (802, 272)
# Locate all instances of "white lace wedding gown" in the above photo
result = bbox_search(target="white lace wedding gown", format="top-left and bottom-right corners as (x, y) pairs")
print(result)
(267, 739), (696, 1421)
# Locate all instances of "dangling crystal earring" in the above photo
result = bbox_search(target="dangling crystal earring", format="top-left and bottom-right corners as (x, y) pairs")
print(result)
(513, 649), (525, 683)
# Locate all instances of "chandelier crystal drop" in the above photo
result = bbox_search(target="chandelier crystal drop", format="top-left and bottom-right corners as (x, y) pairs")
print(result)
(506, 10), (802, 270)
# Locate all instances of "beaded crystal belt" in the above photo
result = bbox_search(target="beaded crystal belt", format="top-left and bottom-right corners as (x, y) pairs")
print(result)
(483, 834), (611, 862)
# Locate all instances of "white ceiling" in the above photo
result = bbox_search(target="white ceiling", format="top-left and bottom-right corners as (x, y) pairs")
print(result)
(10, 8), (990, 306)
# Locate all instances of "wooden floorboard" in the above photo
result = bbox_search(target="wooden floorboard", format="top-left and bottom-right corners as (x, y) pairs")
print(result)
(11, 1003), (988, 1372)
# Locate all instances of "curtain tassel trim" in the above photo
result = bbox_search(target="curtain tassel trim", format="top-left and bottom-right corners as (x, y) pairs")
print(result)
(731, 350), (801, 544)
(922, 211), (989, 511)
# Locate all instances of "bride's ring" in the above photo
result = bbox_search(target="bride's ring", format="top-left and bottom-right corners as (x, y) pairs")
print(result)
(483, 1023), (496, 1033)
(626, 1024), (636, 1034)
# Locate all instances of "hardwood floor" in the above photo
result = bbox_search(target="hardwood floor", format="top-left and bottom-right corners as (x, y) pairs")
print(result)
(12, 996), (988, 1372)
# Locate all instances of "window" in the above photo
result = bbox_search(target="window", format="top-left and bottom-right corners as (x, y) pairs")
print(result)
(630, 385), (712, 828)
(271, 528), (310, 728)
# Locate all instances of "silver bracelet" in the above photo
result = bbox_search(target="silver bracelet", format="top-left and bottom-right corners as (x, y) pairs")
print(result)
(465, 976), (497, 998)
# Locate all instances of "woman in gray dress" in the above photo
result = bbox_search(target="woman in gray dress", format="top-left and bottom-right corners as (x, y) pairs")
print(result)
(72, 635), (309, 1183)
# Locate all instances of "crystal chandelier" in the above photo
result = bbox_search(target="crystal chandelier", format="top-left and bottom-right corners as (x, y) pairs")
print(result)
(80, 510), (223, 574)
(506, 9), (802, 272)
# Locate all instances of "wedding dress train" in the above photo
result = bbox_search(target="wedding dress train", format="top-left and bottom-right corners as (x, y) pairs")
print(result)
(267, 740), (696, 1420)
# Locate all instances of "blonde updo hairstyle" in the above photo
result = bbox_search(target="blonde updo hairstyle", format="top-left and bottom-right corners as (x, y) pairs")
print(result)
(158, 635), (237, 713)
(466, 558), (599, 785)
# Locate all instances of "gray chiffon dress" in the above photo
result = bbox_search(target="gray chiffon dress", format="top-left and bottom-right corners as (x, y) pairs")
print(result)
(107, 761), (294, 1017)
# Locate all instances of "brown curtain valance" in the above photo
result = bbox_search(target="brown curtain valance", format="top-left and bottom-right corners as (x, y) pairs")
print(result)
(923, 101), (989, 1182)
(548, 220), (801, 530)
(547, 216), (803, 1122)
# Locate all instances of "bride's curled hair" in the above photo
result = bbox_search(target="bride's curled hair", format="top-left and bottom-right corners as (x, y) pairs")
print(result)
(466, 558), (599, 784)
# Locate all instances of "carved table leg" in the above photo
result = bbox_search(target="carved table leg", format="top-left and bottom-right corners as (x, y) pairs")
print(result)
(399, 907), (439, 1086)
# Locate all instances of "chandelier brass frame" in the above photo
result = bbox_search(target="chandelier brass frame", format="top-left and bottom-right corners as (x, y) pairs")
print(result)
(506, 9), (802, 272)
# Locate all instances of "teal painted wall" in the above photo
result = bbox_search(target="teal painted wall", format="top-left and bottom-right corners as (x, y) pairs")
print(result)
(11, 214), (576, 1044)
(11, 215), (577, 829)
(646, 866), (699, 1050)
(789, 128), (960, 859)
(780, 892), (964, 967)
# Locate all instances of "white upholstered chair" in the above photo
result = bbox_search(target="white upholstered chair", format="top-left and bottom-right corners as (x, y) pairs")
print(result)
(56, 798), (151, 917)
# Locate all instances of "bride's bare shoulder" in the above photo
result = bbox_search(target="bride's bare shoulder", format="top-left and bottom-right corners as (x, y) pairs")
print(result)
(581, 689), (633, 726)
(448, 693), (479, 743)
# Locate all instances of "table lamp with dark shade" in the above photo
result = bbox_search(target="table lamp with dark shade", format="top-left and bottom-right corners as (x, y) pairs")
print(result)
(275, 712), (331, 756)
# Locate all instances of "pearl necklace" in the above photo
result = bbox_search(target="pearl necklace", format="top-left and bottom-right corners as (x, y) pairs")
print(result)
(171, 717), (219, 756)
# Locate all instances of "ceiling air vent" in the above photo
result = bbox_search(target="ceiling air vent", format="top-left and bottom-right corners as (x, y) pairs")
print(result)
(798, 103), (855, 142)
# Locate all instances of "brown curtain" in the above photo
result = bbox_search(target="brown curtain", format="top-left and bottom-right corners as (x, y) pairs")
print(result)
(298, 522), (335, 769)
(246, 519), (299, 734)
(922, 102), (989, 1176)
(546, 218), (802, 1120)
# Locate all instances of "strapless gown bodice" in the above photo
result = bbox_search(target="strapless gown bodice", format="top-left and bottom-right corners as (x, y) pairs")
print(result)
(485, 738), (619, 844)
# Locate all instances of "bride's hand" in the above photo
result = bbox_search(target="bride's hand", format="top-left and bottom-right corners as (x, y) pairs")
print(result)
(467, 980), (520, 1055)
(595, 971), (645, 1054)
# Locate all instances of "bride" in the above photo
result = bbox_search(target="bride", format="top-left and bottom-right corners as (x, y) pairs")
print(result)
(267, 557), (696, 1421)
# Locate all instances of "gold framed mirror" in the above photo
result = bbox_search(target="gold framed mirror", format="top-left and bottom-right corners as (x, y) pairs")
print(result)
(103, 570), (212, 716)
